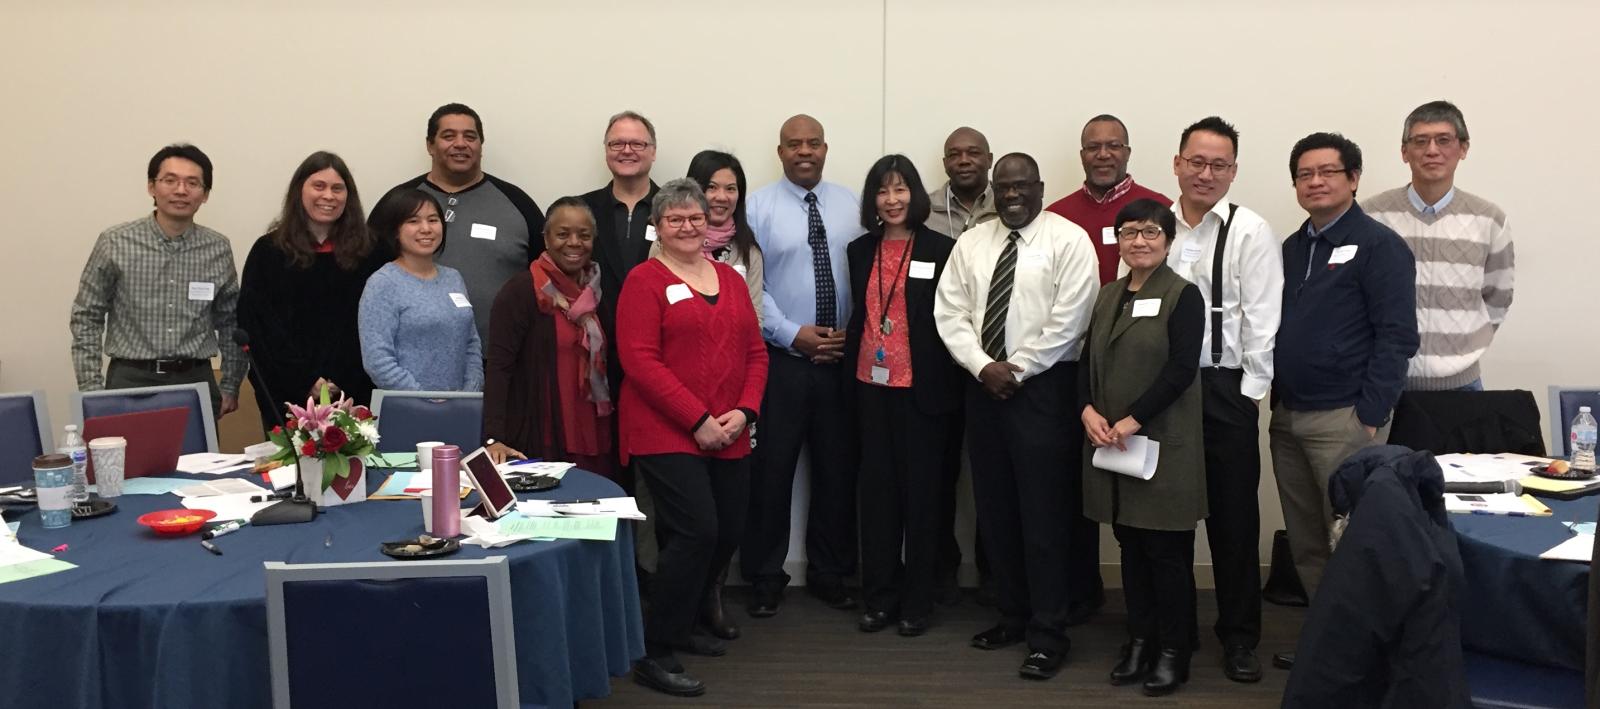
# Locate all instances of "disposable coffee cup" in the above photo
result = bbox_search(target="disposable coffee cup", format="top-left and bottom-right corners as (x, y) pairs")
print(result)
(420, 491), (434, 533)
(89, 437), (128, 499)
(416, 442), (443, 471)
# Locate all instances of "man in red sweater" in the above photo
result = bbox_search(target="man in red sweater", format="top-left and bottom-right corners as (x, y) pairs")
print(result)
(1045, 114), (1173, 286)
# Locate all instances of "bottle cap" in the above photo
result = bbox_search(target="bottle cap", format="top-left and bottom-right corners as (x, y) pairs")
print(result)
(64, 425), (78, 431)
(1582, 406), (1593, 413)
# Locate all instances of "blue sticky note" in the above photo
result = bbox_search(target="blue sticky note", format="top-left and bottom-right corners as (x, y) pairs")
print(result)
(117, 477), (198, 495)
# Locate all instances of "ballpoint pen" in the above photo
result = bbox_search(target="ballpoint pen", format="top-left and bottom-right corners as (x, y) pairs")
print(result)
(201, 540), (223, 555)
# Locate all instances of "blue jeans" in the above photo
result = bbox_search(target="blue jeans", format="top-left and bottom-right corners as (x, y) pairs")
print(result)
(1455, 379), (1484, 392)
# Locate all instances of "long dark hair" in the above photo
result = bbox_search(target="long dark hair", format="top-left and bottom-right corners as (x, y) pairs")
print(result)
(686, 150), (759, 264)
(268, 151), (372, 270)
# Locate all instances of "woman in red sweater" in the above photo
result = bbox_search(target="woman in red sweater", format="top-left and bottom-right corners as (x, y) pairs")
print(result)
(617, 178), (767, 697)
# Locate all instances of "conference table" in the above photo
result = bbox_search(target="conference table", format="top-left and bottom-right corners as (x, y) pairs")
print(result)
(1453, 493), (1595, 672)
(0, 466), (644, 709)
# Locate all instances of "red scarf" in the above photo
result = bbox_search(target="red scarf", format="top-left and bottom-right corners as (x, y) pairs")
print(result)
(702, 219), (736, 256)
(530, 255), (612, 415)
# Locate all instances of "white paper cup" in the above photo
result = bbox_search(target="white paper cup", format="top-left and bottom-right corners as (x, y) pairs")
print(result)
(416, 442), (443, 471)
(89, 437), (128, 498)
(420, 491), (434, 533)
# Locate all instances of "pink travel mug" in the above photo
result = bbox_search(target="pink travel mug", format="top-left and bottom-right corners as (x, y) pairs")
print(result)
(430, 445), (461, 538)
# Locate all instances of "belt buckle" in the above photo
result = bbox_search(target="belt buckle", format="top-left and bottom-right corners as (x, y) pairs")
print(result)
(154, 359), (173, 374)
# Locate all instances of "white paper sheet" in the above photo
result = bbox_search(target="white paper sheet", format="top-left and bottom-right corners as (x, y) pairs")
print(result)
(181, 492), (277, 521)
(1091, 436), (1160, 480)
(1541, 534), (1595, 563)
(1444, 492), (1545, 516)
(550, 496), (646, 520)
(497, 461), (574, 480)
(174, 478), (269, 498)
(176, 452), (252, 475)
(0, 542), (52, 569)
(1436, 453), (1538, 484)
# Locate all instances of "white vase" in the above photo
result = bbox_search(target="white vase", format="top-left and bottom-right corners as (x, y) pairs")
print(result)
(296, 455), (367, 507)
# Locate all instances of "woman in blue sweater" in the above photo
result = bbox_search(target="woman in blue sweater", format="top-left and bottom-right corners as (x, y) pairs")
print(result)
(358, 188), (484, 391)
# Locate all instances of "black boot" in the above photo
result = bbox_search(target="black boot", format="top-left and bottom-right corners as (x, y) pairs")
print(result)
(1108, 638), (1153, 685)
(1142, 648), (1190, 697)
(701, 565), (740, 640)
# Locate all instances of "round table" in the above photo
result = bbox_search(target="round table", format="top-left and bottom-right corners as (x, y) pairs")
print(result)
(1452, 494), (1596, 672)
(0, 468), (643, 709)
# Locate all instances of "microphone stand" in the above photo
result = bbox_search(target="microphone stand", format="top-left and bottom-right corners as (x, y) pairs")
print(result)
(235, 329), (317, 526)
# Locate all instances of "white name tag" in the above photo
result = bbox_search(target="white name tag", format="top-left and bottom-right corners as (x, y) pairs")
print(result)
(870, 366), (890, 384)
(469, 223), (497, 240)
(665, 283), (691, 304)
(1101, 226), (1117, 245)
(1329, 244), (1358, 264)
(645, 225), (658, 242)
(1020, 251), (1050, 269)
(908, 260), (935, 280)
(449, 292), (472, 308)
(733, 263), (748, 277)
(187, 282), (215, 301)
(1180, 242), (1204, 264)
(1131, 299), (1161, 317)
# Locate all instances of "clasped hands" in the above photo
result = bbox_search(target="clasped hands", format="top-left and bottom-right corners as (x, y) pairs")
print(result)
(694, 410), (749, 451)
(1082, 404), (1141, 451)
(793, 325), (845, 364)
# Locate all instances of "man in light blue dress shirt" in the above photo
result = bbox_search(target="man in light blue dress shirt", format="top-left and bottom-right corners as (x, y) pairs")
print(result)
(741, 114), (865, 617)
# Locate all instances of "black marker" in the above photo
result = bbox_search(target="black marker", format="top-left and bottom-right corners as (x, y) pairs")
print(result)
(201, 540), (223, 556)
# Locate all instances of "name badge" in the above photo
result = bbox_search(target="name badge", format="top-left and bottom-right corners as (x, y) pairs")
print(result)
(188, 282), (215, 301)
(665, 283), (692, 304)
(1101, 226), (1117, 245)
(908, 260), (935, 280)
(1131, 299), (1161, 317)
(1329, 244), (1358, 264)
(870, 366), (890, 384)
(449, 292), (472, 308)
(645, 225), (658, 242)
(469, 223), (497, 240)
(1180, 241), (1204, 264)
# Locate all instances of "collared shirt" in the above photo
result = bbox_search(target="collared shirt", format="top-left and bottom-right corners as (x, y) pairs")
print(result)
(934, 211), (1099, 381)
(69, 214), (247, 394)
(1406, 184), (1456, 216)
(928, 181), (998, 239)
(1167, 199), (1284, 399)
(749, 178), (862, 349)
(1086, 174), (1136, 205)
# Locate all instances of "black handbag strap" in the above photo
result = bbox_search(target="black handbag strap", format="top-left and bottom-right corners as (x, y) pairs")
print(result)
(1209, 203), (1240, 366)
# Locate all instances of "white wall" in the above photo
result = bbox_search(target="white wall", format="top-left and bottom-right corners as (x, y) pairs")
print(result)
(3, 1), (1597, 579)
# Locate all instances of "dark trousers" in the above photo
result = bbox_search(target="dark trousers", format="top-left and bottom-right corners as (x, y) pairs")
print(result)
(858, 384), (957, 620)
(742, 349), (858, 590)
(637, 453), (749, 657)
(1199, 367), (1263, 649)
(937, 422), (989, 589)
(105, 359), (223, 419)
(1114, 524), (1197, 653)
(965, 363), (1078, 652)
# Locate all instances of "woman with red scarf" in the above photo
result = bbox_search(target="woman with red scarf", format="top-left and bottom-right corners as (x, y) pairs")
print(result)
(482, 197), (615, 478)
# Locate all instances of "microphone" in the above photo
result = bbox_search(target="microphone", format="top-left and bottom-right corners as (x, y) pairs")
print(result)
(1444, 479), (1524, 495)
(235, 328), (317, 525)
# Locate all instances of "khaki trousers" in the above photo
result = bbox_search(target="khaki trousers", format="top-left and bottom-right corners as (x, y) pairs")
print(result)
(1268, 405), (1390, 598)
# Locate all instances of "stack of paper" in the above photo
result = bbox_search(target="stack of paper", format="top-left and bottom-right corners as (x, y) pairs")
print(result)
(175, 478), (269, 498)
(1091, 436), (1160, 480)
(1436, 453), (1540, 484)
(498, 461), (575, 479)
(1444, 492), (1551, 517)
(0, 530), (76, 585)
(177, 452), (252, 475)
(181, 492), (277, 521)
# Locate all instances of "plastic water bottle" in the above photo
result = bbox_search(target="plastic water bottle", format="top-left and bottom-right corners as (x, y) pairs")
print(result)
(58, 424), (90, 504)
(1572, 406), (1598, 472)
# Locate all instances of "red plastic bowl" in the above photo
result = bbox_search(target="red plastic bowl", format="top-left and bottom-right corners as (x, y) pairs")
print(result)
(136, 509), (218, 536)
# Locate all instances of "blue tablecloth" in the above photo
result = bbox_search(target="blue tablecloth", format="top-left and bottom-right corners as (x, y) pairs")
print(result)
(0, 468), (643, 709)
(1453, 495), (1596, 672)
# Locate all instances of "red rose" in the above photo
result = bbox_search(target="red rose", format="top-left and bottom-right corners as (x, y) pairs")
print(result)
(285, 417), (297, 430)
(299, 440), (317, 456)
(353, 405), (373, 421)
(320, 425), (349, 452)
(271, 425), (282, 435)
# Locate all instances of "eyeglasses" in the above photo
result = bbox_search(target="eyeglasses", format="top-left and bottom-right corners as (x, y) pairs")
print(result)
(1180, 156), (1234, 174)
(1293, 166), (1349, 183)
(605, 140), (653, 153)
(155, 176), (204, 190)
(660, 214), (707, 229)
(1117, 225), (1166, 241)
(445, 195), (457, 223)
(1405, 134), (1460, 149)
(1081, 141), (1128, 155)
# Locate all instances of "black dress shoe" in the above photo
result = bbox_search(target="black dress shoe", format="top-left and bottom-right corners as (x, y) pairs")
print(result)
(1142, 649), (1190, 697)
(970, 624), (1026, 650)
(1019, 649), (1065, 680)
(1223, 644), (1263, 683)
(1108, 638), (1153, 685)
(807, 582), (859, 610)
(858, 609), (894, 633)
(676, 633), (727, 657)
(632, 657), (706, 697)
(1271, 651), (1295, 670)
(746, 586), (781, 618)
(897, 617), (929, 637)
(700, 569), (740, 640)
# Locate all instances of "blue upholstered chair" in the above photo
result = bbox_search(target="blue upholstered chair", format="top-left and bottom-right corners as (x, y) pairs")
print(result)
(1463, 651), (1585, 709)
(0, 391), (51, 486)
(264, 558), (518, 709)
(70, 383), (217, 454)
(1547, 386), (1600, 458)
(369, 390), (483, 453)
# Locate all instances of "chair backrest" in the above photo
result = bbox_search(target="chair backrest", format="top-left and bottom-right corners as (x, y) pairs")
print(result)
(1547, 386), (1600, 458)
(1463, 651), (1585, 709)
(0, 391), (51, 486)
(370, 390), (483, 453)
(1388, 389), (1546, 457)
(264, 557), (518, 709)
(71, 383), (216, 454)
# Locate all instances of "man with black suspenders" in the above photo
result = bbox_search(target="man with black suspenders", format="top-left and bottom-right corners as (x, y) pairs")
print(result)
(1166, 117), (1283, 682)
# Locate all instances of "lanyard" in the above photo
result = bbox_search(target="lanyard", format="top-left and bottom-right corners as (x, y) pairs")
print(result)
(874, 232), (916, 336)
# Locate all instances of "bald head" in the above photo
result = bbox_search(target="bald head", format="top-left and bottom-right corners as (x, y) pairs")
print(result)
(992, 152), (1043, 229)
(943, 126), (993, 195)
(778, 114), (828, 189)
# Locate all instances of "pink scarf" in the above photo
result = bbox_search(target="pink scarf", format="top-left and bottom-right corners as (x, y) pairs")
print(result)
(702, 219), (736, 256)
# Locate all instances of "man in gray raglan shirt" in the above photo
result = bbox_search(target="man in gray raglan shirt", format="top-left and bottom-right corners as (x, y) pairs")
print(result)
(371, 102), (546, 343)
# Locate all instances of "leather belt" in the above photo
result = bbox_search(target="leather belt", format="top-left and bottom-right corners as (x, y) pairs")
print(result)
(112, 358), (208, 375)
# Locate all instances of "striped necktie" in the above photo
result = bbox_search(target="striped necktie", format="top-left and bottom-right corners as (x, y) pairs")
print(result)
(805, 192), (836, 329)
(981, 231), (1021, 361)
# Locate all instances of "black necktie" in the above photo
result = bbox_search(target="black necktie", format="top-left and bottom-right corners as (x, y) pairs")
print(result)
(805, 192), (836, 329)
(981, 231), (1021, 361)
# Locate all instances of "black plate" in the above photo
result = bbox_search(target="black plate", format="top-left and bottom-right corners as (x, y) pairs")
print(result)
(71, 499), (118, 519)
(509, 474), (561, 492)
(380, 537), (461, 559)
(1532, 464), (1599, 481)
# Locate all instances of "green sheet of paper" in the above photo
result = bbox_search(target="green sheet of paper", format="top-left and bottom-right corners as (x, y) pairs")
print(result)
(499, 516), (617, 541)
(365, 452), (419, 469)
(0, 559), (76, 585)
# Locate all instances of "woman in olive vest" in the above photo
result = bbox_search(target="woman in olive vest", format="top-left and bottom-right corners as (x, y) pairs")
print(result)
(1080, 198), (1207, 698)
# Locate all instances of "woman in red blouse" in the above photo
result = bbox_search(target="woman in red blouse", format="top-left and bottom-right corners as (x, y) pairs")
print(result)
(843, 156), (963, 636)
(617, 178), (767, 697)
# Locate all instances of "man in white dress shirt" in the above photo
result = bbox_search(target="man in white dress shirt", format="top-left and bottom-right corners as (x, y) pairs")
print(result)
(1164, 116), (1283, 683)
(934, 152), (1098, 680)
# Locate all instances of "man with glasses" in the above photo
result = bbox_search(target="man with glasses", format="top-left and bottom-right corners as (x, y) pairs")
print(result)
(70, 144), (245, 419)
(372, 102), (546, 345)
(584, 110), (662, 378)
(1165, 117), (1282, 682)
(1363, 100), (1512, 391)
(1269, 133), (1418, 669)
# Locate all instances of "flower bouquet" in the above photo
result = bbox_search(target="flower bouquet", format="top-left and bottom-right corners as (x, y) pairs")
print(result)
(265, 384), (380, 506)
